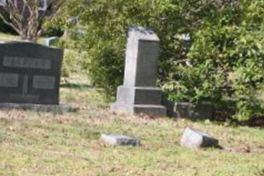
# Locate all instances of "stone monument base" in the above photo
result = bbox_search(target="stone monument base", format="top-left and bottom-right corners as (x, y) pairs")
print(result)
(111, 103), (167, 116)
(162, 100), (214, 119)
(111, 86), (167, 116)
(0, 103), (78, 113)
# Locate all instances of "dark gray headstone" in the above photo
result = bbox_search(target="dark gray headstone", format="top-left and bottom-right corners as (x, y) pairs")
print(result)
(0, 42), (63, 105)
(101, 134), (140, 146)
(180, 128), (219, 149)
(111, 26), (167, 116)
(163, 100), (214, 119)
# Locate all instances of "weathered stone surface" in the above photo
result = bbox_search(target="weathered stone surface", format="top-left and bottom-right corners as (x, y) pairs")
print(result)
(112, 104), (167, 117)
(0, 41), (63, 105)
(180, 128), (219, 149)
(111, 26), (166, 116)
(0, 73), (19, 87)
(101, 134), (140, 146)
(123, 27), (160, 87)
(163, 100), (214, 119)
(115, 86), (163, 105)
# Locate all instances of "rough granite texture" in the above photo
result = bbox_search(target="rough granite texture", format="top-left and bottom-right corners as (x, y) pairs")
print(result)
(111, 26), (166, 116)
(180, 128), (219, 149)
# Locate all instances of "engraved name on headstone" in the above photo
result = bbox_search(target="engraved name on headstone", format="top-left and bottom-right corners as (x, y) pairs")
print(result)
(33, 75), (56, 89)
(0, 42), (63, 105)
(3, 56), (51, 69)
(0, 73), (19, 87)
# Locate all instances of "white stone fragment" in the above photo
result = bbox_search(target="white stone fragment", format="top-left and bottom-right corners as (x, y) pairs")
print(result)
(101, 134), (140, 146)
(180, 128), (219, 149)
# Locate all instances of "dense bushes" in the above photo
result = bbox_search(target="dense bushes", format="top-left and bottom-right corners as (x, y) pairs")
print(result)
(164, 0), (264, 120)
(47, 0), (264, 120)
(48, 0), (211, 95)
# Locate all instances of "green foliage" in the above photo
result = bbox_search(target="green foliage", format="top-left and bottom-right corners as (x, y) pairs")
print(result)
(55, 0), (208, 96)
(174, 0), (264, 120)
(53, 0), (264, 120)
(61, 49), (86, 77)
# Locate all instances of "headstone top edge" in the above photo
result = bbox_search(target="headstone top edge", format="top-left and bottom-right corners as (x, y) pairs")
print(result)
(0, 41), (63, 51)
(128, 26), (159, 42)
(185, 127), (214, 138)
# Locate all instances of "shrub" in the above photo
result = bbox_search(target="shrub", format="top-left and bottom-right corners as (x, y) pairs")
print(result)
(61, 49), (86, 77)
(168, 0), (264, 120)
(56, 0), (204, 96)
(55, 0), (264, 120)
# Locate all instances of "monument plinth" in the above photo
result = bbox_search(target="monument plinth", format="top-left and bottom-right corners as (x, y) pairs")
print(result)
(111, 26), (167, 116)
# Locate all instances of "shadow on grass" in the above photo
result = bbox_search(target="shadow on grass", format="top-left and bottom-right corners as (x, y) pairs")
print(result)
(60, 83), (94, 90)
(238, 116), (264, 128)
(163, 99), (264, 128)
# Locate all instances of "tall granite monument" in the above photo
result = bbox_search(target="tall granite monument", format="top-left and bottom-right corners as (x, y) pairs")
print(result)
(111, 26), (167, 116)
(0, 42), (63, 105)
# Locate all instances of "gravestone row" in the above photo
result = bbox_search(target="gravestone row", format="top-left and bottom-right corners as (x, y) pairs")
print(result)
(101, 128), (219, 149)
(0, 27), (167, 117)
(0, 27), (207, 119)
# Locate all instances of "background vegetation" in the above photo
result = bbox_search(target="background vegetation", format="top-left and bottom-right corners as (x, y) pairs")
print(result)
(0, 2), (264, 175)
(1, 0), (264, 121)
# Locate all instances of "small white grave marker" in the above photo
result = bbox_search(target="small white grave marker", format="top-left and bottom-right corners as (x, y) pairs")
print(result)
(101, 134), (140, 146)
(180, 128), (219, 149)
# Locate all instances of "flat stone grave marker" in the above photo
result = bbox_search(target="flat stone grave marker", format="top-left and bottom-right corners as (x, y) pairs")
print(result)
(101, 134), (140, 146)
(111, 26), (166, 116)
(0, 41), (63, 105)
(180, 127), (219, 149)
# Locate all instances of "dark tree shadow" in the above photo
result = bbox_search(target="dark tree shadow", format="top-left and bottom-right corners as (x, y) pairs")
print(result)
(60, 83), (93, 90)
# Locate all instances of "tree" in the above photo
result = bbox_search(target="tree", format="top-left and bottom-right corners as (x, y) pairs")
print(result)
(0, 0), (63, 42)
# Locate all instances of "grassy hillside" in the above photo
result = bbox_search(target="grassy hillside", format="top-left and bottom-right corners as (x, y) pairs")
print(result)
(0, 32), (21, 42)
(0, 32), (44, 43)
(0, 75), (263, 176)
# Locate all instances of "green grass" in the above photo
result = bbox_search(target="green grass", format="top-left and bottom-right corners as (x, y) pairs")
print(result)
(0, 74), (264, 176)
(0, 31), (263, 175)
(0, 32), (44, 43)
(0, 32), (21, 42)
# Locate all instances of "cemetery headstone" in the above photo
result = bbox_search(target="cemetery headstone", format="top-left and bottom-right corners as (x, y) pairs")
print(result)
(163, 100), (214, 119)
(0, 41), (63, 105)
(44, 36), (59, 47)
(180, 127), (219, 149)
(111, 26), (167, 116)
(101, 134), (140, 146)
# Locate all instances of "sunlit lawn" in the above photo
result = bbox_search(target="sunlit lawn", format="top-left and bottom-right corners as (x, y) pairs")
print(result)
(0, 32), (44, 43)
(0, 32), (263, 176)
(0, 74), (263, 176)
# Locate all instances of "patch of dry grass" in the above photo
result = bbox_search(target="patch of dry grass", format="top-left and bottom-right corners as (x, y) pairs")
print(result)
(0, 74), (264, 176)
(0, 32), (21, 42)
(0, 32), (44, 43)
